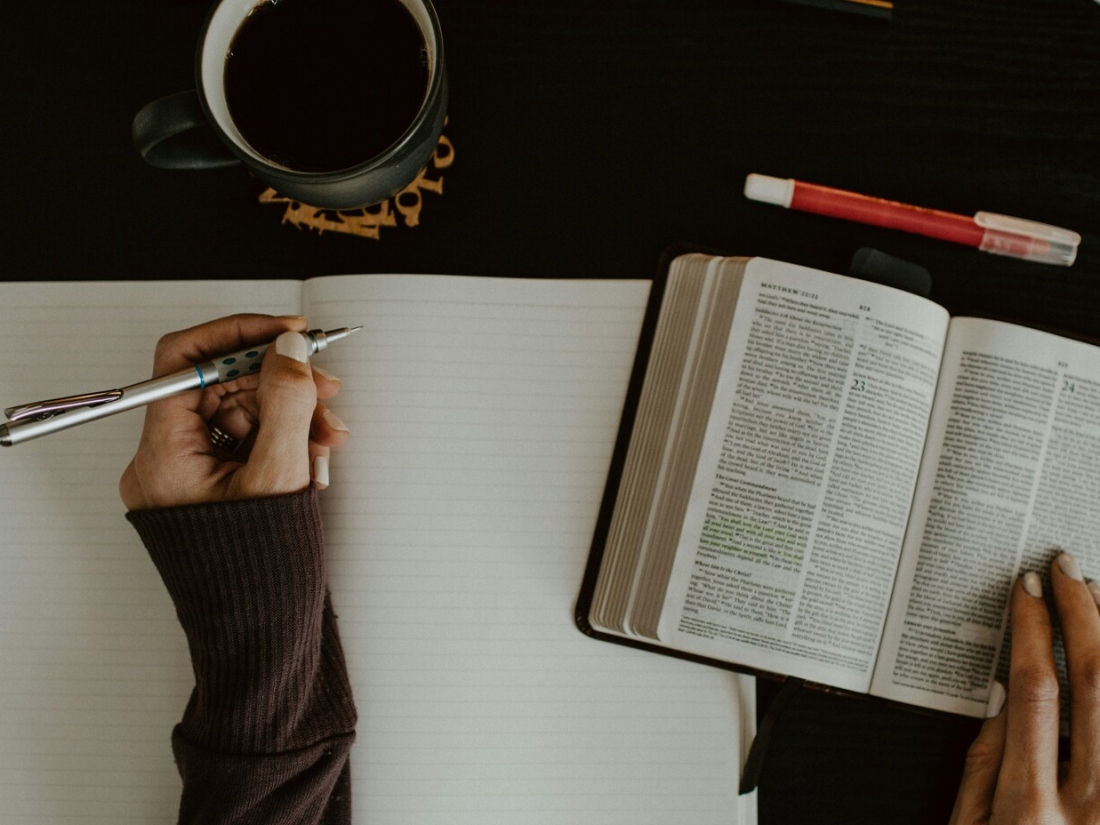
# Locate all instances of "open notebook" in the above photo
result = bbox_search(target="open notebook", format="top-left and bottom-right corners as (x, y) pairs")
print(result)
(0, 275), (755, 824)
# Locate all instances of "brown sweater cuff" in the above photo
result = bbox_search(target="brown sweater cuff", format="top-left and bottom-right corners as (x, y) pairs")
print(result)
(127, 487), (356, 755)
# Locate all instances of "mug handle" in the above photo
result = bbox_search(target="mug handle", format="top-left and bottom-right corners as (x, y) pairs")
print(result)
(132, 91), (239, 170)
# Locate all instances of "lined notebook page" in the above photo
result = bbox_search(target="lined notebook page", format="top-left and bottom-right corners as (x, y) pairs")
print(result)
(0, 281), (302, 822)
(305, 275), (755, 825)
(0, 275), (754, 824)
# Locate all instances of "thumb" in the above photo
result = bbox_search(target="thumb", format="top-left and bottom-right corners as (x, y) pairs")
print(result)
(235, 331), (317, 498)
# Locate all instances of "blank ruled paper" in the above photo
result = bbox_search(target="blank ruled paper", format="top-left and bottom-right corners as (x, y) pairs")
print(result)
(0, 276), (755, 824)
(0, 281), (300, 823)
(306, 275), (755, 825)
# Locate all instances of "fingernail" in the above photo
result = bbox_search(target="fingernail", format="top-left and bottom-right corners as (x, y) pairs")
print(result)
(275, 331), (308, 363)
(1022, 571), (1043, 598)
(1088, 580), (1100, 607)
(1057, 551), (1084, 581)
(313, 365), (340, 383)
(322, 408), (350, 433)
(985, 680), (1006, 718)
(313, 455), (330, 487)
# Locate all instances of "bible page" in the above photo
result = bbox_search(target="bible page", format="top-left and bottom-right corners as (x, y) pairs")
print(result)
(0, 281), (302, 822)
(304, 274), (757, 825)
(657, 259), (949, 693)
(872, 318), (1100, 716)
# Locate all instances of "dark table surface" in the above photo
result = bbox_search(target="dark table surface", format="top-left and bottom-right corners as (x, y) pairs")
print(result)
(4, 0), (1099, 822)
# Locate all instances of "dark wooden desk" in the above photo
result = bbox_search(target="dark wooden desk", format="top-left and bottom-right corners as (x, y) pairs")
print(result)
(3, 1), (1098, 822)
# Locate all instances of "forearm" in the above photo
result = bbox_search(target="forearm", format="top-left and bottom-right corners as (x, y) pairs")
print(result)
(128, 486), (356, 824)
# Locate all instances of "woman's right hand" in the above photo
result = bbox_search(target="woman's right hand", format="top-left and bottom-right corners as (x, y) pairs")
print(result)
(120, 314), (349, 510)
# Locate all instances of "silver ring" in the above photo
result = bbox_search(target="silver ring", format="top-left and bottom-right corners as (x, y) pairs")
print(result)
(208, 425), (242, 454)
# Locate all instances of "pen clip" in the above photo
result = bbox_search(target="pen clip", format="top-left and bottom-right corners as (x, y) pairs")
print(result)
(5, 390), (124, 422)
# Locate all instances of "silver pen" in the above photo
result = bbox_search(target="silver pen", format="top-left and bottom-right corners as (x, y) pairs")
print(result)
(1, 326), (361, 447)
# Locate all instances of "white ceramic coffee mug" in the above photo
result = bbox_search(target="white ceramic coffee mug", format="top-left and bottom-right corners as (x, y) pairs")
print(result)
(133, 0), (447, 210)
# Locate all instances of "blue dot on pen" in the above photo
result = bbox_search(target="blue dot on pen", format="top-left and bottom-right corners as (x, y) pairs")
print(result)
(222, 357), (237, 365)
(246, 351), (259, 358)
(227, 369), (241, 378)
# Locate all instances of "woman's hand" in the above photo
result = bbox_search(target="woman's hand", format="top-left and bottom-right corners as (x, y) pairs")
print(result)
(119, 314), (349, 510)
(950, 552), (1100, 824)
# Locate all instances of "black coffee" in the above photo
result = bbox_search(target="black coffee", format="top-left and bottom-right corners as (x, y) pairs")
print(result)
(224, 0), (429, 173)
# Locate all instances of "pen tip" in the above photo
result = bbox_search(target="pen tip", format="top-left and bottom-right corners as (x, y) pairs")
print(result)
(350, 326), (364, 333)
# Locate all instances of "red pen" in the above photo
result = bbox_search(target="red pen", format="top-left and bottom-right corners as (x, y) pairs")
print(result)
(744, 173), (1080, 266)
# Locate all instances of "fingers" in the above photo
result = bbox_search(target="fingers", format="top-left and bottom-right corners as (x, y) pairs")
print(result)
(121, 314), (353, 509)
(151, 314), (307, 377)
(234, 331), (318, 497)
(313, 403), (351, 446)
(1050, 552), (1100, 791)
(311, 365), (343, 401)
(998, 573), (1061, 805)
(204, 385), (262, 443)
(201, 357), (349, 484)
(201, 366), (345, 442)
(949, 682), (1007, 825)
(144, 315), (307, 439)
(310, 445), (331, 489)
(307, 370), (349, 489)
(953, 553), (1100, 823)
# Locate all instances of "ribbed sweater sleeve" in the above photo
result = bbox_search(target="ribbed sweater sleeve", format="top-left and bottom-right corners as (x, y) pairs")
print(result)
(126, 486), (357, 825)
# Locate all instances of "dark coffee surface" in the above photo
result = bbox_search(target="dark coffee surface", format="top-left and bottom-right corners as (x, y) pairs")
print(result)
(224, 0), (428, 173)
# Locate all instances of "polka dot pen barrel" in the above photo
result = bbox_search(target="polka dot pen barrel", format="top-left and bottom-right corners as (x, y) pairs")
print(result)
(0, 327), (360, 447)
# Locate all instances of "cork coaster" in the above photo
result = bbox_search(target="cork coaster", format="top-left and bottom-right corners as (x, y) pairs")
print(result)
(259, 122), (454, 239)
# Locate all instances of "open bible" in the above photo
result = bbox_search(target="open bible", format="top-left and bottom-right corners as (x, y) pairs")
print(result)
(580, 253), (1100, 718)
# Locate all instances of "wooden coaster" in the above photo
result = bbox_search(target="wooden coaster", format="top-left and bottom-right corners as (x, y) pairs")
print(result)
(259, 122), (454, 239)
